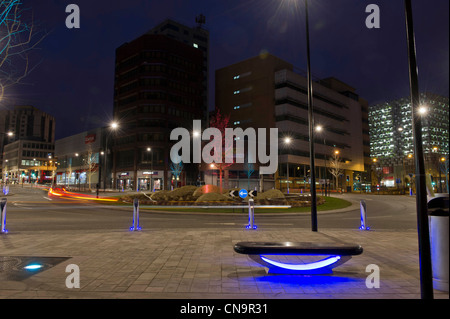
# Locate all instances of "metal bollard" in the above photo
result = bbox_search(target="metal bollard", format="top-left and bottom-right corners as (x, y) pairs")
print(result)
(130, 198), (141, 231)
(359, 200), (370, 230)
(1, 198), (8, 233)
(246, 198), (257, 229)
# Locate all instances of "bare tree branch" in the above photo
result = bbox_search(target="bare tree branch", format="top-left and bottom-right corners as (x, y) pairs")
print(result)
(0, 0), (47, 101)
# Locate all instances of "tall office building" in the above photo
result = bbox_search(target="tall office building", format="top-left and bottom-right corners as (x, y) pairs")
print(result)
(112, 33), (204, 190)
(369, 93), (449, 188)
(215, 53), (370, 191)
(0, 105), (56, 183)
(149, 17), (210, 125)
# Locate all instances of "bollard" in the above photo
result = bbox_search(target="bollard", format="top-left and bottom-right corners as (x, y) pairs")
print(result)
(246, 198), (257, 229)
(359, 200), (370, 230)
(1, 198), (8, 233)
(130, 198), (141, 231)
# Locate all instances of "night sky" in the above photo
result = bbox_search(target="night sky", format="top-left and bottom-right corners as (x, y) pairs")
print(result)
(2, 0), (448, 139)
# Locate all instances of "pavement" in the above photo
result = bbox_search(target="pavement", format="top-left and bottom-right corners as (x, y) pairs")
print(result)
(0, 187), (448, 302)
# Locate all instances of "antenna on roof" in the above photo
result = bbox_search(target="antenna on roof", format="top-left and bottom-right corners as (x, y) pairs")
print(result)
(195, 14), (205, 28)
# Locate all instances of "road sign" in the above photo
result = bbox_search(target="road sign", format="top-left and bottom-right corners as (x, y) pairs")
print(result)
(239, 189), (248, 199)
(248, 190), (258, 197)
(229, 190), (239, 198)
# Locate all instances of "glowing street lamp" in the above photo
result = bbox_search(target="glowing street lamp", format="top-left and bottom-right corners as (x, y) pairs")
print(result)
(104, 121), (119, 191)
(418, 105), (428, 115)
(283, 137), (292, 193)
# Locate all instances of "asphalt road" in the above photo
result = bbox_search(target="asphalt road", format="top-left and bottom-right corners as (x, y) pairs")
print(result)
(3, 185), (419, 232)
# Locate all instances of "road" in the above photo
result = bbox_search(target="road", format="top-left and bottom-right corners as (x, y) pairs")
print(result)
(3, 185), (419, 232)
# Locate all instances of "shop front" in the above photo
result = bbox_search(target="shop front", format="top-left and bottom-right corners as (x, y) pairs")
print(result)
(137, 170), (164, 192)
(116, 171), (134, 190)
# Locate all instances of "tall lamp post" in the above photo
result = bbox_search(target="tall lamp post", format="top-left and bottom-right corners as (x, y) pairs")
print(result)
(104, 121), (118, 191)
(284, 137), (292, 194)
(147, 147), (153, 192)
(315, 125), (327, 195)
(404, 0), (433, 299)
(304, 0), (318, 232)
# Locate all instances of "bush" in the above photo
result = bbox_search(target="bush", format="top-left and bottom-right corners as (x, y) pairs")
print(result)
(193, 184), (222, 197)
(195, 192), (234, 205)
(166, 185), (198, 201)
(150, 190), (170, 201)
(255, 189), (286, 205)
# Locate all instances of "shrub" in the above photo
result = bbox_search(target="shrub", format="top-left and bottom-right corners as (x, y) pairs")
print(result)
(195, 192), (234, 205)
(166, 185), (198, 201)
(150, 190), (170, 201)
(255, 189), (286, 205)
(192, 184), (222, 197)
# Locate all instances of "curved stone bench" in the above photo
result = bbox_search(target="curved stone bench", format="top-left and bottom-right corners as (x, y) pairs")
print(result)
(234, 242), (363, 274)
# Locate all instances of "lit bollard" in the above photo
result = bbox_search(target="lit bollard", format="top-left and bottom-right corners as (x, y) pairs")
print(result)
(246, 198), (257, 229)
(359, 200), (370, 230)
(1, 198), (8, 234)
(130, 198), (141, 231)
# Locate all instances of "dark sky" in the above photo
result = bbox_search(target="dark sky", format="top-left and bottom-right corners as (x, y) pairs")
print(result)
(2, 0), (448, 139)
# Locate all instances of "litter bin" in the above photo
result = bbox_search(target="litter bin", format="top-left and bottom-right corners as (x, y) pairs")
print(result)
(428, 195), (449, 292)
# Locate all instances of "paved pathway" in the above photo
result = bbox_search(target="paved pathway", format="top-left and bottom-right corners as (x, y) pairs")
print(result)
(1, 225), (448, 299)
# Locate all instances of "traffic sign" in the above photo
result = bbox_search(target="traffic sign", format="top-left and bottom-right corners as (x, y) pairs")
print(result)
(239, 189), (248, 199)
(248, 190), (258, 197)
(229, 190), (239, 198)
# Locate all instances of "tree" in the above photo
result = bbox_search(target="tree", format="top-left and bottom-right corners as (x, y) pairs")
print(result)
(209, 108), (234, 193)
(170, 160), (183, 188)
(0, 0), (46, 101)
(328, 151), (343, 190)
(84, 145), (98, 191)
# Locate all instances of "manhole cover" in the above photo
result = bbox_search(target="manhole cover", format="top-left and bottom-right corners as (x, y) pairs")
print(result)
(0, 256), (70, 281)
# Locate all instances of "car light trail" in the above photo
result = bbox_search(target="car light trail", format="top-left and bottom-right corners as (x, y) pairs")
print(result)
(48, 187), (118, 202)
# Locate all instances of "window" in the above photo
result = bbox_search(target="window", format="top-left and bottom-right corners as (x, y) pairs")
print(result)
(233, 87), (251, 95)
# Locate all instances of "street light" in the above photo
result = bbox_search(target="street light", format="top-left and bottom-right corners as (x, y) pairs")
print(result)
(418, 105), (428, 115)
(315, 125), (328, 195)
(147, 147), (154, 192)
(283, 137), (292, 193)
(303, 0), (318, 232)
(104, 121), (119, 191)
(405, 0), (433, 298)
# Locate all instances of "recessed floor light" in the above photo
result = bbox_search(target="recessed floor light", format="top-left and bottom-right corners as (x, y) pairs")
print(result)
(24, 264), (44, 270)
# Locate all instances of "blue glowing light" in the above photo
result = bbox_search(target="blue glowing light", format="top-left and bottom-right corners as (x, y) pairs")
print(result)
(245, 225), (257, 229)
(260, 255), (341, 271)
(24, 264), (43, 270)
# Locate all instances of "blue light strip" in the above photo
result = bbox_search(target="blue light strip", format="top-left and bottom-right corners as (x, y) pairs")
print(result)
(24, 264), (43, 270)
(260, 255), (341, 271)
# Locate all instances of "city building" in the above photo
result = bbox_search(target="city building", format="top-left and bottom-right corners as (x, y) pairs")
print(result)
(369, 93), (449, 191)
(112, 33), (204, 190)
(215, 53), (370, 192)
(149, 16), (210, 125)
(0, 105), (56, 184)
(54, 127), (108, 190)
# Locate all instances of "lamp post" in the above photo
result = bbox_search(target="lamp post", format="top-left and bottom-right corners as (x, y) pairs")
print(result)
(315, 125), (327, 195)
(404, 0), (433, 299)
(147, 147), (153, 192)
(284, 137), (291, 194)
(104, 121), (118, 191)
(304, 0), (318, 232)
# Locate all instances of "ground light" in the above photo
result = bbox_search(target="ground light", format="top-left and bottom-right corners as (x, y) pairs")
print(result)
(23, 264), (44, 270)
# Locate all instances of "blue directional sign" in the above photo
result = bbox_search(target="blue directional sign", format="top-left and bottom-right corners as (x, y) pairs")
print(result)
(239, 189), (248, 199)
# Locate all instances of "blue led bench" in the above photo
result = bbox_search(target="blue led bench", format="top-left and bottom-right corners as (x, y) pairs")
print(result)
(234, 242), (363, 274)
